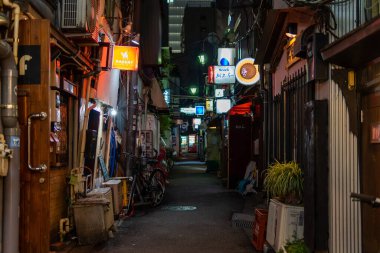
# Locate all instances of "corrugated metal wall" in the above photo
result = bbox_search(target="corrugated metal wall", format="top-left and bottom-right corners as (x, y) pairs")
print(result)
(328, 2), (365, 252)
(329, 79), (361, 253)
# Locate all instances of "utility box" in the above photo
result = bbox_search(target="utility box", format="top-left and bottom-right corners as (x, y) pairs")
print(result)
(102, 179), (122, 217)
(266, 199), (304, 252)
(73, 197), (110, 245)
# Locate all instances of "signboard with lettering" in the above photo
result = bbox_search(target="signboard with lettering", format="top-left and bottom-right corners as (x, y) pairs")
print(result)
(112, 46), (139, 71)
(18, 45), (41, 84)
(214, 66), (236, 84)
(371, 123), (380, 143)
(208, 66), (235, 84)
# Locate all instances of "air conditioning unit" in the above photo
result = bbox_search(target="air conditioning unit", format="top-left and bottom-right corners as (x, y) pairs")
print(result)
(61, 0), (100, 44)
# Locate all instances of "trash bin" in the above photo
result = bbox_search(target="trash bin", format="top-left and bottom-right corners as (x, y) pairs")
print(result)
(87, 187), (114, 230)
(73, 197), (110, 245)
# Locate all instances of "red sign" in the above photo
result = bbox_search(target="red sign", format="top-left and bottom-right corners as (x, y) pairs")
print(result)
(112, 46), (139, 71)
(371, 123), (380, 143)
(208, 66), (214, 84)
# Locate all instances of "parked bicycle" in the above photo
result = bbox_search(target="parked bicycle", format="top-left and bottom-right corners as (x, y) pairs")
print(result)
(123, 152), (167, 216)
(350, 192), (380, 208)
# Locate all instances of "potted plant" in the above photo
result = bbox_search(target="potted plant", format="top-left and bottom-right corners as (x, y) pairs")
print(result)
(263, 160), (303, 205)
(278, 238), (310, 253)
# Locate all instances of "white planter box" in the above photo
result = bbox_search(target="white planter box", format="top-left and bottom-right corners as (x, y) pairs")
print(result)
(266, 199), (304, 252)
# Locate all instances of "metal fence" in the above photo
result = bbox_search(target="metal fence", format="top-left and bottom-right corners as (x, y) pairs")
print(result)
(271, 66), (313, 167)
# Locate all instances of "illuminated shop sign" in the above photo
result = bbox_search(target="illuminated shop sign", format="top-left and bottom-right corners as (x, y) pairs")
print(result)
(163, 89), (170, 105)
(216, 99), (232, 114)
(208, 66), (236, 84)
(215, 88), (224, 98)
(193, 118), (201, 125)
(235, 58), (260, 85)
(206, 99), (214, 112)
(195, 106), (205, 115)
(180, 107), (196, 114)
(112, 46), (139, 71)
(217, 48), (235, 66)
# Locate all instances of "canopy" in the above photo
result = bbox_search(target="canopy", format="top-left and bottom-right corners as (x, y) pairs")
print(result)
(228, 102), (252, 116)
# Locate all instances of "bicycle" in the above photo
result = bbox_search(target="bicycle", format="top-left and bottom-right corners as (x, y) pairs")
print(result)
(123, 153), (166, 216)
(350, 192), (380, 207)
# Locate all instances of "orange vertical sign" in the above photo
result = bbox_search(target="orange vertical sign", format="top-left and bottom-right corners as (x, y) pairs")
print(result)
(112, 46), (139, 71)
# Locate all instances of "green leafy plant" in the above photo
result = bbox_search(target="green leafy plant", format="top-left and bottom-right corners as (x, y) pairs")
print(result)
(278, 238), (310, 253)
(159, 115), (172, 135)
(263, 160), (303, 204)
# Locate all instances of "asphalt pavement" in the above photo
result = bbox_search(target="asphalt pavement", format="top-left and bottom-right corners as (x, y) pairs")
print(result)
(66, 156), (255, 253)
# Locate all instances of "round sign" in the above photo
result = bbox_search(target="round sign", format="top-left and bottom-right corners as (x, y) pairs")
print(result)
(235, 58), (260, 85)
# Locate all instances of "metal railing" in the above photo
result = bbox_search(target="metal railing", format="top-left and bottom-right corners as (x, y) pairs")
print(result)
(330, 0), (379, 42)
(271, 66), (312, 166)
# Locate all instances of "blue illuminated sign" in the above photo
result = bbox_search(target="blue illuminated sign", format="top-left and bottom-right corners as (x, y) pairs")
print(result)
(195, 106), (205, 115)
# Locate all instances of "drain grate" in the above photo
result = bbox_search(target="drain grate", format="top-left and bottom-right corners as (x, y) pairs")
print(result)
(231, 213), (254, 229)
(161, 205), (197, 211)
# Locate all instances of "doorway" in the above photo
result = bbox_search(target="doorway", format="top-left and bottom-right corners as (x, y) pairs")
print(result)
(361, 90), (380, 253)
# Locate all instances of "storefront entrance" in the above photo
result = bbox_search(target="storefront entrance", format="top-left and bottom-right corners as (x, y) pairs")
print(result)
(361, 90), (380, 253)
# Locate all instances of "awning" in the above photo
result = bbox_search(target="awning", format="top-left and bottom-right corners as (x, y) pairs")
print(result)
(148, 78), (169, 113)
(228, 102), (252, 116)
(321, 17), (380, 68)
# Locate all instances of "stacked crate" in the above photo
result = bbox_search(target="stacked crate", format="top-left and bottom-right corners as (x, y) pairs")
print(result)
(252, 208), (268, 251)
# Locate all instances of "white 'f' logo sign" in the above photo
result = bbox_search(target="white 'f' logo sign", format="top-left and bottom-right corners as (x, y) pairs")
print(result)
(121, 52), (128, 59)
(19, 55), (32, 76)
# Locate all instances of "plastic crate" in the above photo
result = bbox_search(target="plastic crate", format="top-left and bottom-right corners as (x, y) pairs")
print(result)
(252, 208), (268, 251)
(231, 213), (254, 229)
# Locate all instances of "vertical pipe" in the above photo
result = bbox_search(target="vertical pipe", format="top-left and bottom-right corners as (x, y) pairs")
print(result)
(3, 139), (19, 253)
(0, 39), (19, 253)
(0, 177), (3, 252)
(2, 0), (20, 64)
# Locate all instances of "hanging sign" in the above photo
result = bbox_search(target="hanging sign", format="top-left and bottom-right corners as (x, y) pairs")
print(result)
(208, 66), (236, 84)
(217, 48), (235, 66)
(112, 46), (139, 71)
(235, 58), (260, 85)
(206, 99), (214, 112)
(195, 106), (205, 115)
(208, 66), (215, 84)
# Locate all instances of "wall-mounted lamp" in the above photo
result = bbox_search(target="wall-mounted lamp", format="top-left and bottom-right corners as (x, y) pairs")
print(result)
(110, 108), (117, 116)
(285, 23), (297, 38)
(348, 70), (356, 91)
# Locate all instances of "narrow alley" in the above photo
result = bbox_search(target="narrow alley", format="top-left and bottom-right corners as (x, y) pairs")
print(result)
(69, 157), (254, 253)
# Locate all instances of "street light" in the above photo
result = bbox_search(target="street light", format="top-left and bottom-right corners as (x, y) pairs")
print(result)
(189, 86), (198, 95)
(197, 53), (207, 65)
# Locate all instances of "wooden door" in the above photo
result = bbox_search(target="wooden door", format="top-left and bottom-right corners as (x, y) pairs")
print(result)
(361, 91), (380, 253)
(18, 19), (51, 253)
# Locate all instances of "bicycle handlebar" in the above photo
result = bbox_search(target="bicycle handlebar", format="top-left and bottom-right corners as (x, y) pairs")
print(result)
(351, 192), (380, 207)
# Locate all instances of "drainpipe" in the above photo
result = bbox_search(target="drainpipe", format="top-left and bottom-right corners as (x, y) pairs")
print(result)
(2, 0), (20, 64)
(0, 39), (20, 253)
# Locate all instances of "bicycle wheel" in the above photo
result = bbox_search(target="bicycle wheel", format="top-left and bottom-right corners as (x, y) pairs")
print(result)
(148, 169), (166, 206)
